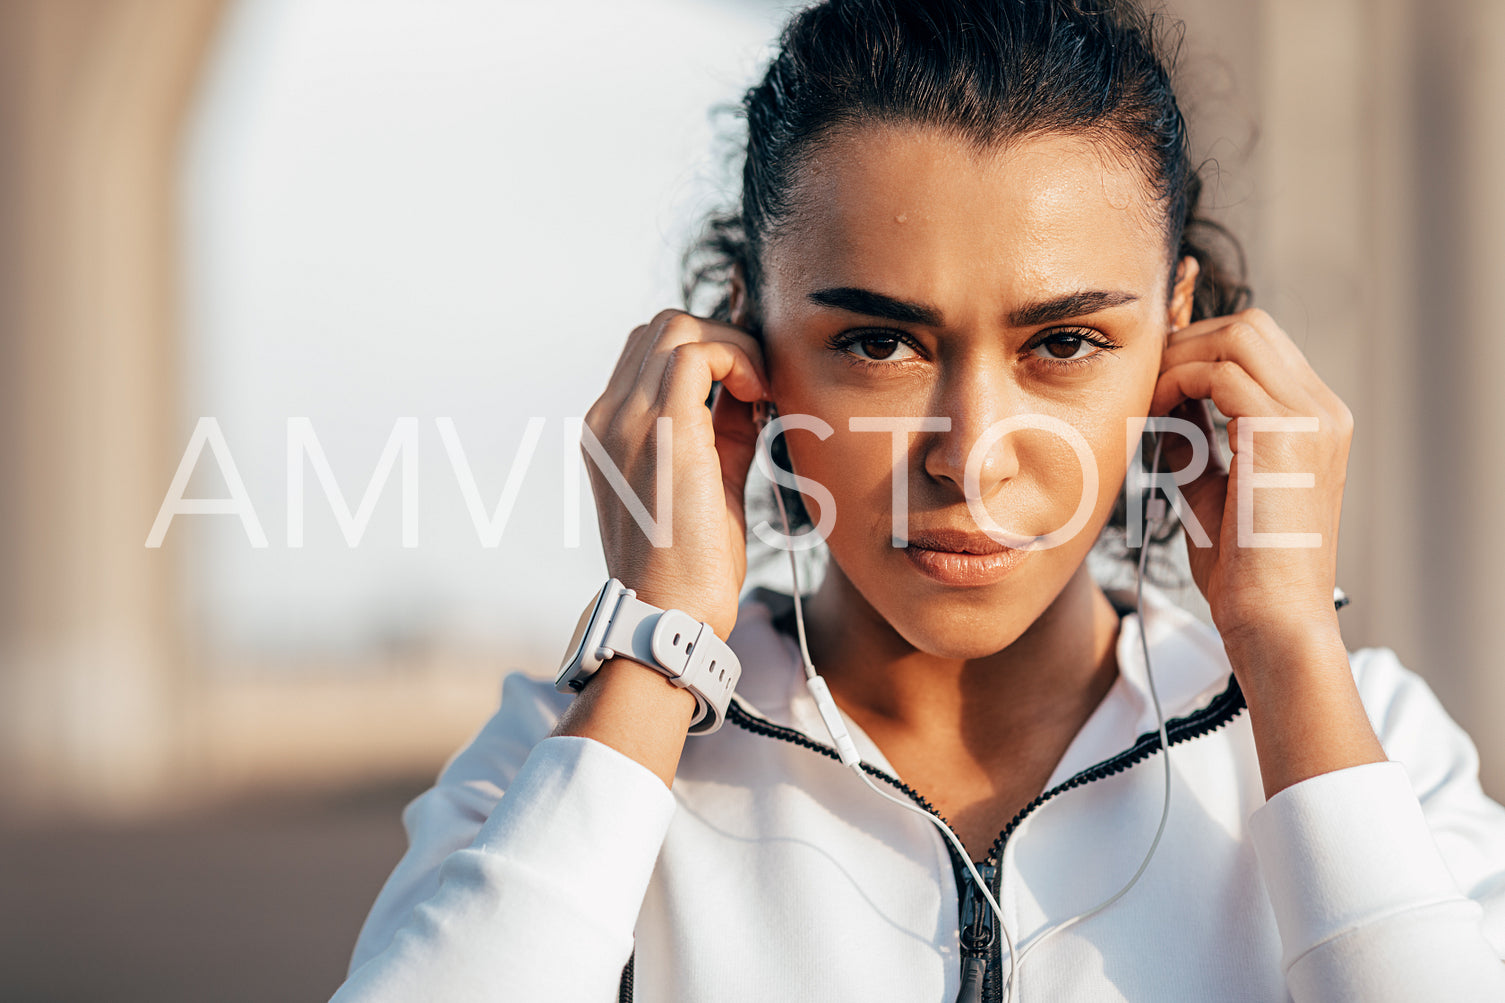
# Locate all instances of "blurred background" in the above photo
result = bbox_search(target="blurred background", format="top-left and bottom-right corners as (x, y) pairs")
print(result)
(0, 0), (1501, 999)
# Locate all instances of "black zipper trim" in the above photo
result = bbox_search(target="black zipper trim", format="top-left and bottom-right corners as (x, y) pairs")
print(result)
(717, 701), (980, 996)
(725, 671), (1245, 864)
(974, 671), (1246, 1000)
(615, 667), (1248, 1003)
(724, 701), (966, 832)
(725, 670), (1248, 1002)
(980, 671), (1247, 865)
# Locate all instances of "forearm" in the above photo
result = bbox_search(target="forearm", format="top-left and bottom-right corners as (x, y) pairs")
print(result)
(1231, 630), (1505, 998)
(550, 657), (698, 788)
(1250, 761), (1505, 1001)
(334, 733), (678, 1002)
(1223, 618), (1387, 800)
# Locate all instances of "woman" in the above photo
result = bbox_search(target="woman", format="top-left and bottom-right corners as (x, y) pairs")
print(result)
(332, 1), (1505, 1000)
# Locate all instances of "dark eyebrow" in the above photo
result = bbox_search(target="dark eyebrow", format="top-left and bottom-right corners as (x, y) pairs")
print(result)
(808, 287), (943, 326)
(1008, 290), (1139, 327)
(808, 286), (1140, 329)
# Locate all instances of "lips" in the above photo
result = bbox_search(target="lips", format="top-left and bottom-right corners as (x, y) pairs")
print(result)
(904, 527), (1011, 555)
(902, 527), (1026, 586)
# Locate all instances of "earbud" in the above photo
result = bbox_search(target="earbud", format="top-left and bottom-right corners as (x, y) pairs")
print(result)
(753, 399), (775, 431)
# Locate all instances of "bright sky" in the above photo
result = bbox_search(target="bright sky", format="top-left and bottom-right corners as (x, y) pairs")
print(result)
(180, 0), (794, 667)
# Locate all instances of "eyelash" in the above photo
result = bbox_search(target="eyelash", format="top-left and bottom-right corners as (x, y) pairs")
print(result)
(1029, 328), (1124, 368)
(824, 328), (1123, 370)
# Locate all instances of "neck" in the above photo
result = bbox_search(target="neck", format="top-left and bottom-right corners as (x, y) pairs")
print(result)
(799, 559), (1123, 761)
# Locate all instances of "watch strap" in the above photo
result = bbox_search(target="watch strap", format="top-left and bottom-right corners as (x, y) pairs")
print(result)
(596, 590), (741, 735)
(598, 593), (662, 669)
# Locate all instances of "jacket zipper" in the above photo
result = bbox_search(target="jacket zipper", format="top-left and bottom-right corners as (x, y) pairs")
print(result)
(719, 671), (1247, 1003)
(956, 861), (997, 1003)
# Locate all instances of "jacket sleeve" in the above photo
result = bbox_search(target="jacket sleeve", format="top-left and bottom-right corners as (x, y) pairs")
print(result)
(329, 671), (678, 1003)
(1248, 646), (1505, 1002)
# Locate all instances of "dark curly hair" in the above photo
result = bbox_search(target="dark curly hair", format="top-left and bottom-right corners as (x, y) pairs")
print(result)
(683, 0), (1251, 583)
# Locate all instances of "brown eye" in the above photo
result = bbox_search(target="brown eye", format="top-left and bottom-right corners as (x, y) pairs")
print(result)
(1044, 335), (1085, 359)
(830, 328), (921, 362)
(1029, 330), (1116, 366)
(858, 335), (902, 360)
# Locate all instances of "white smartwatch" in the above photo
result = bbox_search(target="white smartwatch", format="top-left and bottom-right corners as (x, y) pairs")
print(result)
(556, 578), (742, 735)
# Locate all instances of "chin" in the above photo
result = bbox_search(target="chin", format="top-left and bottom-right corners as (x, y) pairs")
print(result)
(874, 584), (1040, 660)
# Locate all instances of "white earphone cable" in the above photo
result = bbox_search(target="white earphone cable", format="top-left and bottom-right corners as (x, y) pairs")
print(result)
(761, 416), (1172, 1003)
(768, 475), (1021, 995)
(1005, 432), (1173, 997)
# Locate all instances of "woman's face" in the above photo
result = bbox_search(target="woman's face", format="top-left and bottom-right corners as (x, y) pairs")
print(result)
(752, 123), (1194, 659)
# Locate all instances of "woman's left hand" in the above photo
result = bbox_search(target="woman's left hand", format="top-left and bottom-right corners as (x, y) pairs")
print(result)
(1148, 307), (1353, 649)
(1148, 307), (1385, 797)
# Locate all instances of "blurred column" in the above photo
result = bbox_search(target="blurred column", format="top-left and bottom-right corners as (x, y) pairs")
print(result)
(1255, 0), (1408, 654)
(1256, 0), (1505, 794)
(0, 0), (225, 818)
(1412, 0), (1505, 794)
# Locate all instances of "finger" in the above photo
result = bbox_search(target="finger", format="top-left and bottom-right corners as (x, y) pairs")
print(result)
(605, 323), (652, 394)
(649, 340), (768, 419)
(597, 310), (765, 416)
(1160, 325), (1316, 412)
(1155, 322), (1312, 403)
(635, 311), (766, 397)
(1150, 359), (1282, 422)
(594, 319), (664, 414)
(1163, 308), (1266, 345)
(1158, 397), (1227, 477)
(1165, 308), (1312, 376)
(710, 378), (759, 516)
(1162, 311), (1240, 344)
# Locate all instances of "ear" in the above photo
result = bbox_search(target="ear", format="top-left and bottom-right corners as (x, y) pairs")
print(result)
(729, 264), (750, 329)
(1168, 254), (1200, 331)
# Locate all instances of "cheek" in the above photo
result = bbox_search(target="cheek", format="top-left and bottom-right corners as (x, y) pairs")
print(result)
(779, 421), (897, 536)
(1082, 364), (1163, 517)
(762, 340), (897, 514)
(1015, 365), (1162, 526)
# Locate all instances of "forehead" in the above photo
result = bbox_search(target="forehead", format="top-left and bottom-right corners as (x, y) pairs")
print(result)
(763, 123), (1170, 310)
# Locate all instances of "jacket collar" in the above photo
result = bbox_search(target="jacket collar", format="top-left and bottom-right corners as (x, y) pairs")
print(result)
(725, 580), (1240, 788)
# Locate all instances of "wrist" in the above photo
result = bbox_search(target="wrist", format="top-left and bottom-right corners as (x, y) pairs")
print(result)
(1221, 615), (1346, 691)
(1220, 622), (1386, 799)
(551, 658), (697, 788)
(627, 585), (737, 643)
(1224, 620), (1352, 725)
(557, 578), (741, 735)
(585, 656), (700, 714)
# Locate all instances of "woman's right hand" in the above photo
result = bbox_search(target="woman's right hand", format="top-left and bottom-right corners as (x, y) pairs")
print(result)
(582, 309), (769, 642)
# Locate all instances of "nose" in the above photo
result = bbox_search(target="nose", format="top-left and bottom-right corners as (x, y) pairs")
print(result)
(922, 364), (1102, 550)
(922, 366), (1020, 501)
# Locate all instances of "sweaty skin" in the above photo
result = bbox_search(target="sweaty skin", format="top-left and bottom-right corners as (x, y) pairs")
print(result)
(749, 124), (1191, 856)
(557, 123), (1384, 861)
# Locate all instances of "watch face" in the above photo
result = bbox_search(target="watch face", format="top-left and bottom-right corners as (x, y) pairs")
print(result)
(558, 586), (609, 682)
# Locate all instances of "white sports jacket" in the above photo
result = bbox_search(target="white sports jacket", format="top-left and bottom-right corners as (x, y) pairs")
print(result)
(332, 582), (1505, 1002)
